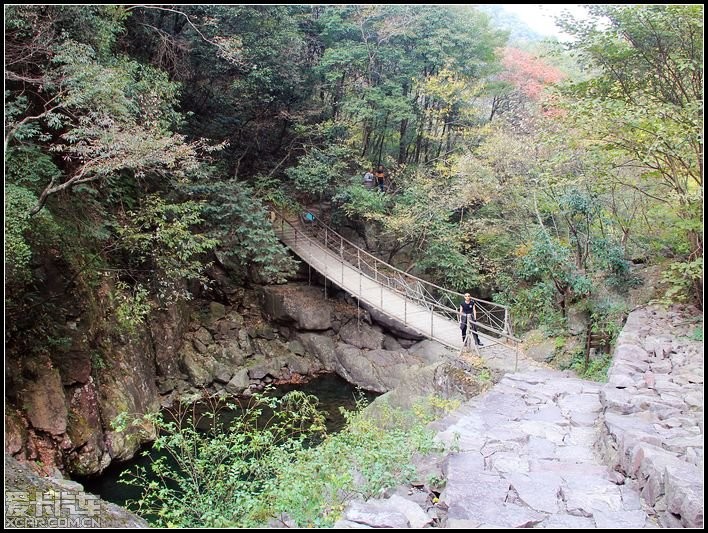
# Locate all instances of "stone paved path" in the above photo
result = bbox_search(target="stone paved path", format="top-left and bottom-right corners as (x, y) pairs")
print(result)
(432, 369), (654, 528)
(335, 305), (703, 529)
(337, 368), (655, 529)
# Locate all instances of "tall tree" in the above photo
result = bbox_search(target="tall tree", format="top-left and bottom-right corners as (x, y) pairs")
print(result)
(560, 5), (703, 305)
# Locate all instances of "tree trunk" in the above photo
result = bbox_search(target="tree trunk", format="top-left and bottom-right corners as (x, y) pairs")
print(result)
(362, 124), (371, 157)
(398, 118), (408, 164)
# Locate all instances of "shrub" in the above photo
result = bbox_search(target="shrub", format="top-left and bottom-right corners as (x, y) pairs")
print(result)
(119, 391), (452, 527)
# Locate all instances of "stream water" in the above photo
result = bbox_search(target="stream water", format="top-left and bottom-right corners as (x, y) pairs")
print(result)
(78, 374), (378, 508)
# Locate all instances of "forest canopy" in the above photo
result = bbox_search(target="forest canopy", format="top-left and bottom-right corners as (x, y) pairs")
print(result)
(5, 5), (703, 347)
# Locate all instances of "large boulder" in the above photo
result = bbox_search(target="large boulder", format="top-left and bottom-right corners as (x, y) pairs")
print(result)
(339, 320), (384, 350)
(260, 284), (332, 330)
(97, 330), (160, 462)
(525, 339), (557, 364)
(298, 333), (338, 370)
(66, 381), (111, 476)
(5, 455), (149, 528)
(407, 339), (453, 365)
(372, 360), (490, 411)
(17, 355), (67, 436)
(225, 368), (251, 394)
(211, 310), (245, 340)
(180, 343), (218, 387)
(150, 299), (191, 378)
(333, 344), (429, 393)
(360, 302), (426, 341)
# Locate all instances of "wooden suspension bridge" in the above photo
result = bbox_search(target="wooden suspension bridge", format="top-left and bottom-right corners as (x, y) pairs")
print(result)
(272, 210), (524, 371)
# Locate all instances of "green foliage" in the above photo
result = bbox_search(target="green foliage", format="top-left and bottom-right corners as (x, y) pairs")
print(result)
(285, 144), (354, 198)
(520, 235), (591, 297)
(658, 259), (703, 305)
(112, 281), (152, 335)
(495, 276), (565, 334)
(5, 146), (63, 187)
(251, 174), (301, 212)
(589, 299), (628, 343)
(689, 327), (702, 342)
(117, 196), (217, 304)
(568, 350), (613, 382)
(559, 4), (703, 303)
(591, 238), (637, 289)
(120, 392), (452, 528)
(91, 351), (107, 371)
(477, 368), (492, 382)
(262, 397), (449, 528)
(315, 5), (506, 164)
(185, 180), (297, 283)
(338, 167), (487, 290)
(5, 185), (40, 280)
(334, 184), (391, 221)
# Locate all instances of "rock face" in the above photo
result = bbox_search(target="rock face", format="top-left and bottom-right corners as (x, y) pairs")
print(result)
(372, 359), (491, 411)
(66, 381), (110, 475)
(4, 288), (190, 477)
(17, 355), (68, 436)
(4, 454), (148, 528)
(5, 279), (487, 482)
(260, 285), (332, 330)
(598, 305), (703, 528)
(97, 330), (160, 462)
(150, 299), (191, 378)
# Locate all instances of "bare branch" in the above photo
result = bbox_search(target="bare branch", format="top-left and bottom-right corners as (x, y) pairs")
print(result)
(127, 5), (242, 62)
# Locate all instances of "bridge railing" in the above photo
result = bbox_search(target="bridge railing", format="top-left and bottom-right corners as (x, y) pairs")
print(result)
(273, 209), (518, 344)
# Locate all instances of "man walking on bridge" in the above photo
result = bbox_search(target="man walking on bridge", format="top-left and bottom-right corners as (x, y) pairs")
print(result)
(459, 293), (483, 347)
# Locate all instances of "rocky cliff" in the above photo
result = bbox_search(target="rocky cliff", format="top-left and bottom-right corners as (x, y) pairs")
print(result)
(5, 273), (469, 478)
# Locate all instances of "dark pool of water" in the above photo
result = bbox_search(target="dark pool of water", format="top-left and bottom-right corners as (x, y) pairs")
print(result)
(78, 374), (378, 508)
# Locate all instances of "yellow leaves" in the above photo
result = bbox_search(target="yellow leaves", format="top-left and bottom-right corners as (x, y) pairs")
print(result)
(416, 68), (478, 116)
(514, 243), (531, 258)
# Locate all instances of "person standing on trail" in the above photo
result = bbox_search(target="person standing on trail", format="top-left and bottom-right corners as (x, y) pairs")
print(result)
(459, 293), (483, 347)
(363, 168), (375, 189)
(374, 164), (386, 192)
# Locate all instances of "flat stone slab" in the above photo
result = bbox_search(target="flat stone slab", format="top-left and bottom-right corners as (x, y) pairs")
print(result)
(426, 344), (688, 530)
(441, 472), (509, 510)
(343, 501), (409, 528)
(562, 475), (625, 516)
(593, 509), (650, 529)
(448, 501), (546, 528)
(538, 514), (597, 528)
(506, 472), (563, 513)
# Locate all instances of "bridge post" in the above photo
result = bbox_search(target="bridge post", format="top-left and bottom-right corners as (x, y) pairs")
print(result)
(404, 295), (407, 324)
(357, 248), (360, 270)
(308, 233), (312, 285)
(430, 308), (434, 338)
